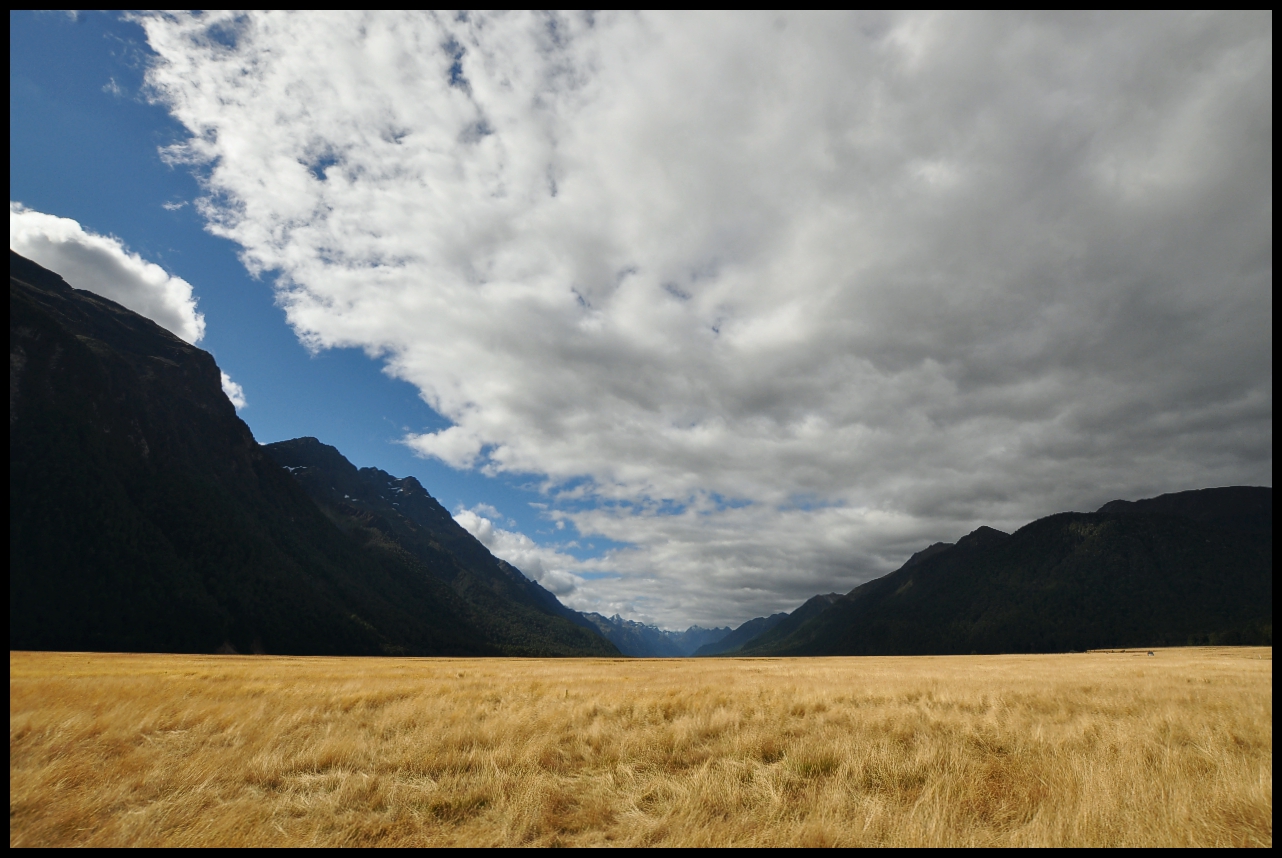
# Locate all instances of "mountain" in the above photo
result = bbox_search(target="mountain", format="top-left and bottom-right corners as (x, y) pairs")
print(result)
(263, 437), (618, 657)
(693, 612), (788, 656)
(738, 488), (1272, 656)
(671, 625), (733, 654)
(579, 614), (732, 657)
(1096, 486), (1271, 535)
(722, 594), (844, 657)
(9, 251), (615, 657)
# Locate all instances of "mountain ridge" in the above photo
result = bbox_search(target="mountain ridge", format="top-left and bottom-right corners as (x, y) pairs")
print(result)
(717, 594), (844, 657)
(263, 436), (618, 657)
(579, 613), (732, 657)
(727, 488), (1271, 656)
(693, 612), (789, 656)
(11, 248), (1270, 658)
(9, 250), (614, 657)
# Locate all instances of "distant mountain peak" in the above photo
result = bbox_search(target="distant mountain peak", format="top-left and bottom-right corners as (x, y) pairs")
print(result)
(581, 612), (732, 657)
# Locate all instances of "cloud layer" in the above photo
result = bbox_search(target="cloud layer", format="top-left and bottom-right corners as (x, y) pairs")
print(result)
(138, 12), (1272, 627)
(10, 203), (206, 344)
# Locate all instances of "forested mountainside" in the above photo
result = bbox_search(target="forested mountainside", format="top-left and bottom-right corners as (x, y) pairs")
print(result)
(727, 488), (1271, 656)
(264, 437), (618, 657)
(707, 594), (842, 657)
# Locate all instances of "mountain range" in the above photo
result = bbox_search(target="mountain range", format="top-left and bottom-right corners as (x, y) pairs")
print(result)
(9, 251), (616, 657)
(704, 488), (1271, 656)
(9, 250), (1272, 657)
(695, 595), (842, 657)
(261, 436), (613, 656)
(579, 614), (731, 658)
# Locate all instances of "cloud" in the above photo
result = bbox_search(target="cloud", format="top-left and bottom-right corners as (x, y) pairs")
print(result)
(220, 371), (247, 410)
(139, 12), (1272, 627)
(10, 202), (206, 344)
(404, 425), (484, 469)
(453, 506), (585, 597)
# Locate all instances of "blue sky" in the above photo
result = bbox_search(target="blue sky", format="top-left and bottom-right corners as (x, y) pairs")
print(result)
(10, 12), (1271, 628)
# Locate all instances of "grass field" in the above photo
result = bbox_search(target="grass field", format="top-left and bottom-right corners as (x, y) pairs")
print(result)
(9, 647), (1271, 847)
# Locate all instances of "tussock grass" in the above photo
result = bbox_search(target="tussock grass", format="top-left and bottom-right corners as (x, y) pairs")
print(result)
(9, 648), (1271, 847)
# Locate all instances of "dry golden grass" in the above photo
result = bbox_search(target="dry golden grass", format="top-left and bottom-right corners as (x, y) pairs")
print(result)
(10, 647), (1271, 847)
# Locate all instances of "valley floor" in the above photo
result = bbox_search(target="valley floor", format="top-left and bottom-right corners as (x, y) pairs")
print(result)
(9, 648), (1272, 847)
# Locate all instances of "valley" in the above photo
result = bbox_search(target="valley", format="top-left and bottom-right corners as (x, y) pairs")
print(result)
(9, 14), (1274, 851)
(9, 648), (1272, 847)
(10, 251), (1271, 659)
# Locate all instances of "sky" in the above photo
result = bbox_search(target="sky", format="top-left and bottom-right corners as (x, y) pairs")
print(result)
(10, 11), (1272, 630)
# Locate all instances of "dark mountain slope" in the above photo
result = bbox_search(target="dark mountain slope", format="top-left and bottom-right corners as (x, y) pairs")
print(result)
(262, 437), (618, 657)
(13, 251), (513, 655)
(1097, 486), (1271, 535)
(720, 594), (844, 656)
(693, 612), (788, 656)
(747, 492), (1272, 656)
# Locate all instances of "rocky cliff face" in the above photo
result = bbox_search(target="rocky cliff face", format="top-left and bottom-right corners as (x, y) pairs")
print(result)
(9, 251), (610, 656)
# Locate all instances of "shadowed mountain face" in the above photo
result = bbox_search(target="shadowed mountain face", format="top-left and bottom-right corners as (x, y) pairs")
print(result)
(263, 437), (618, 657)
(693, 613), (789, 657)
(1096, 487), (1272, 536)
(718, 595), (844, 657)
(734, 488), (1272, 656)
(8, 251), (614, 657)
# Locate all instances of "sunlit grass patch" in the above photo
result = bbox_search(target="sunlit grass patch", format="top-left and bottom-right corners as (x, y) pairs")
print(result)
(9, 648), (1272, 847)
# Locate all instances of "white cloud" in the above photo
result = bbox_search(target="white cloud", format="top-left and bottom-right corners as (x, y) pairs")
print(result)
(220, 371), (247, 410)
(10, 202), (206, 344)
(139, 12), (1272, 627)
(404, 425), (484, 469)
(454, 506), (585, 597)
